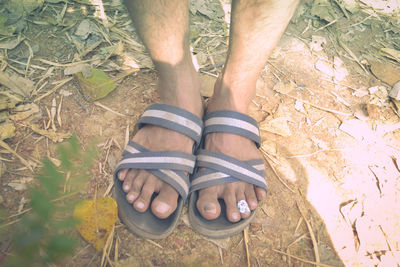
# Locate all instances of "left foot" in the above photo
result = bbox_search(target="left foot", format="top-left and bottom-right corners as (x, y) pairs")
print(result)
(196, 78), (267, 222)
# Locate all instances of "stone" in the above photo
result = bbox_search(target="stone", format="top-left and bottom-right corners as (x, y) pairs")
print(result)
(389, 81), (400, 100)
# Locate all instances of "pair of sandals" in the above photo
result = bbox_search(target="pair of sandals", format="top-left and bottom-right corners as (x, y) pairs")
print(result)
(114, 104), (268, 239)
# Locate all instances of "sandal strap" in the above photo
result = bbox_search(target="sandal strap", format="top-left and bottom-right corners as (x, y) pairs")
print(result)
(190, 149), (267, 193)
(203, 110), (261, 147)
(138, 104), (203, 148)
(115, 141), (194, 200)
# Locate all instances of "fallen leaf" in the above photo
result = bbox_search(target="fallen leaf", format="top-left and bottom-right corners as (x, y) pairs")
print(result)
(380, 48), (400, 63)
(0, 121), (16, 140)
(0, 35), (24, 49)
(370, 61), (400, 86)
(0, 94), (20, 110)
(7, 177), (33, 191)
(310, 0), (337, 23)
(64, 64), (92, 77)
(6, 0), (44, 17)
(29, 124), (71, 142)
(0, 71), (35, 97)
(74, 19), (97, 40)
(0, 16), (17, 36)
(9, 103), (39, 121)
(259, 117), (292, 137)
(76, 69), (117, 102)
(73, 197), (118, 251)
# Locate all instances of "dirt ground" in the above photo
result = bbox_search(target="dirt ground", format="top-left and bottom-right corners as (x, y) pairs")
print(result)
(1, 0), (400, 266)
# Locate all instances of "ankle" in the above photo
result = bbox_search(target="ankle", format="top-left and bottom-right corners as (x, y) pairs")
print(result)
(157, 64), (203, 117)
(207, 75), (255, 114)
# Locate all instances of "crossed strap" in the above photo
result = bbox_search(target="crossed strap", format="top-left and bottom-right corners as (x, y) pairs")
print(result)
(114, 104), (204, 200)
(190, 110), (267, 193)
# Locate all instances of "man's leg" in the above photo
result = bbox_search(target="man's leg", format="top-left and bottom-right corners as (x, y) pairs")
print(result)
(119, 0), (202, 218)
(197, 0), (299, 222)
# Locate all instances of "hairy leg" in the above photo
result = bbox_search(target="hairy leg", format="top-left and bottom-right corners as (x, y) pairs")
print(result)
(197, 0), (299, 222)
(119, 0), (202, 218)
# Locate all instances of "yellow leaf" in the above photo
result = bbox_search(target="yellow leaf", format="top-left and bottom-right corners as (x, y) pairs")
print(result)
(73, 197), (118, 251)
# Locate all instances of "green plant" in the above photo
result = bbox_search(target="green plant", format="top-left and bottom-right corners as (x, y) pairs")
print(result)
(4, 135), (97, 266)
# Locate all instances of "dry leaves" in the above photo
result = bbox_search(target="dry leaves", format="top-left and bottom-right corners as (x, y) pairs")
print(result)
(0, 71), (35, 97)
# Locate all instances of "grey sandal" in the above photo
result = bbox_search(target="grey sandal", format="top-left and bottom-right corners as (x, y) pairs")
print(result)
(114, 104), (203, 239)
(188, 110), (268, 238)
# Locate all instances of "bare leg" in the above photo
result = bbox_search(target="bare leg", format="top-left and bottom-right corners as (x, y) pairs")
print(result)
(197, 0), (299, 222)
(119, 0), (202, 218)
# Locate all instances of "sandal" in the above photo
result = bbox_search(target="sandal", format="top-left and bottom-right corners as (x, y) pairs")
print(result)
(114, 104), (203, 239)
(188, 110), (268, 238)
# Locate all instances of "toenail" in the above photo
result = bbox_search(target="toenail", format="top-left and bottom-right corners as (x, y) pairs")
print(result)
(204, 204), (217, 214)
(127, 194), (135, 201)
(232, 212), (240, 221)
(155, 202), (170, 214)
(135, 201), (145, 209)
(118, 172), (124, 180)
(123, 184), (130, 191)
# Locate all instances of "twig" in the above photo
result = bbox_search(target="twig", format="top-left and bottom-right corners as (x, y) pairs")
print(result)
(296, 201), (320, 264)
(23, 40), (33, 77)
(114, 235), (119, 263)
(57, 95), (63, 127)
(315, 19), (337, 32)
(243, 227), (251, 267)
(7, 59), (46, 70)
(124, 124), (130, 148)
(287, 148), (345, 158)
(5, 191), (79, 220)
(93, 102), (130, 117)
(339, 14), (373, 30)
(34, 77), (73, 102)
(0, 140), (33, 172)
(145, 239), (163, 249)
(38, 58), (97, 67)
(271, 249), (334, 267)
(262, 153), (295, 193)
(283, 94), (352, 116)
(218, 247), (224, 264)
(337, 36), (368, 74)
(101, 224), (114, 267)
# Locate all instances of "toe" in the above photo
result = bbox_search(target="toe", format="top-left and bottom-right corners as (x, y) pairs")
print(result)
(255, 187), (267, 201)
(151, 184), (178, 219)
(245, 184), (258, 210)
(133, 174), (155, 212)
(197, 187), (221, 220)
(236, 190), (251, 219)
(118, 169), (128, 181)
(224, 187), (241, 222)
(122, 169), (137, 192)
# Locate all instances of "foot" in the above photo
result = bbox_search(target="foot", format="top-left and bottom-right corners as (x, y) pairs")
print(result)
(118, 67), (203, 219)
(196, 79), (267, 223)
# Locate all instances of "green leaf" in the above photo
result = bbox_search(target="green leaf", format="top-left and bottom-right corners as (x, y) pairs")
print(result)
(76, 69), (117, 102)
(46, 235), (76, 262)
(30, 189), (54, 220)
(0, 16), (16, 36)
(5, 0), (44, 18)
(39, 159), (64, 197)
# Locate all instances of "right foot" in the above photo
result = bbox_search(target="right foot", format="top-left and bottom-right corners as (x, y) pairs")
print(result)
(117, 66), (203, 219)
